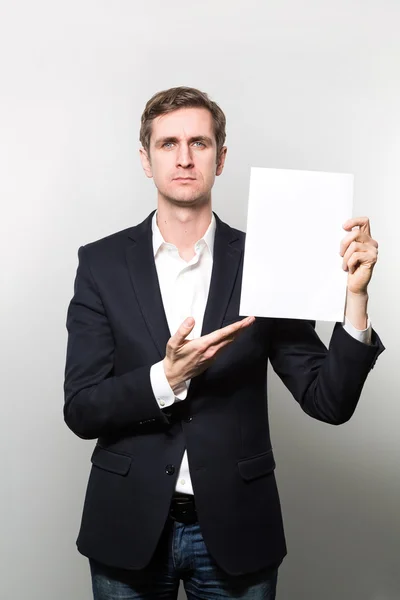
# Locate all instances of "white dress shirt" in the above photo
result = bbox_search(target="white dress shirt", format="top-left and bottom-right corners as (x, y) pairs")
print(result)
(149, 212), (372, 495)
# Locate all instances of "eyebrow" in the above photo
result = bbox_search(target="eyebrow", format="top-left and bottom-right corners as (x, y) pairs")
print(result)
(154, 135), (214, 147)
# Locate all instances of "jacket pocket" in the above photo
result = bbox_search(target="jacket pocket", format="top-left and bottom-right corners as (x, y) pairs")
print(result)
(237, 449), (276, 481)
(91, 446), (132, 476)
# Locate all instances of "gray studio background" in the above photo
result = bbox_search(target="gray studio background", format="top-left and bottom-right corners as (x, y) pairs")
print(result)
(1, 1), (399, 599)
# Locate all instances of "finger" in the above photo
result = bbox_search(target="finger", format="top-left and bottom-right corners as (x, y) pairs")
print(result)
(349, 247), (378, 271)
(340, 231), (378, 256)
(342, 217), (371, 236)
(209, 318), (256, 354)
(347, 251), (365, 274)
(204, 316), (255, 347)
(169, 317), (195, 349)
(342, 241), (366, 270)
(203, 331), (244, 361)
(340, 231), (359, 256)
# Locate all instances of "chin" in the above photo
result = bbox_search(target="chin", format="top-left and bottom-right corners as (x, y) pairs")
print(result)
(162, 190), (210, 207)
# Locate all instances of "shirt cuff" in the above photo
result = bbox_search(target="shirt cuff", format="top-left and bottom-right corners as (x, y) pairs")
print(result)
(150, 361), (188, 409)
(342, 316), (372, 345)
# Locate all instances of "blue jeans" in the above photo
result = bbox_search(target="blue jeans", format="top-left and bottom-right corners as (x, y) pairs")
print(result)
(90, 520), (278, 599)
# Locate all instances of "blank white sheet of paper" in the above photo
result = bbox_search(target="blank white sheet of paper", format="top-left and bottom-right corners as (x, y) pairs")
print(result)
(239, 167), (354, 322)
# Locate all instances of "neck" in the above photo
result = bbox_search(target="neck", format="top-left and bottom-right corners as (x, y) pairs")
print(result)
(156, 198), (213, 254)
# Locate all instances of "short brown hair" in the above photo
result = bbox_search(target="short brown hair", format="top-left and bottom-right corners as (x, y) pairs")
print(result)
(140, 86), (226, 156)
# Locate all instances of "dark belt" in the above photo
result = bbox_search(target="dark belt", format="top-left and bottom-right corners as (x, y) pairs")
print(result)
(169, 492), (198, 524)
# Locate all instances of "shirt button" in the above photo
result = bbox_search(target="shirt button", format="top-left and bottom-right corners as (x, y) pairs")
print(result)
(165, 464), (175, 475)
(159, 400), (165, 407)
(180, 479), (186, 485)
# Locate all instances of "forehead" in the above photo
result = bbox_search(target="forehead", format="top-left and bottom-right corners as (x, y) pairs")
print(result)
(151, 107), (215, 142)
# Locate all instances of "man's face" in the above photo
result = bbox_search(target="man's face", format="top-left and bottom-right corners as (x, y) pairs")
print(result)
(140, 107), (226, 207)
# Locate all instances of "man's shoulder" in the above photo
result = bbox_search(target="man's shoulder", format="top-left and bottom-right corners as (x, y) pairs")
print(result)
(83, 226), (134, 252)
(80, 212), (154, 256)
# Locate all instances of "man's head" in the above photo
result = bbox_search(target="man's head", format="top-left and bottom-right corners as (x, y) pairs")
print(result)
(139, 86), (227, 208)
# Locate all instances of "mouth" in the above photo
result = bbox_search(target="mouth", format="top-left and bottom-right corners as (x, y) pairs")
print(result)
(173, 177), (196, 182)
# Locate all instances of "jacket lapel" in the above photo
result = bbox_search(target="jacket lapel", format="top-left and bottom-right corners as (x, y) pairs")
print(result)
(124, 211), (243, 361)
(125, 212), (171, 359)
(201, 214), (243, 336)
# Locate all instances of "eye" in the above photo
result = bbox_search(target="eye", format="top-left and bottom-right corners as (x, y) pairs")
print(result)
(162, 142), (174, 149)
(193, 141), (205, 148)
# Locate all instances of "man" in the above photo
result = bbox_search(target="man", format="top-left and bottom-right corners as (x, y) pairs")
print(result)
(64, 86), (384, 599)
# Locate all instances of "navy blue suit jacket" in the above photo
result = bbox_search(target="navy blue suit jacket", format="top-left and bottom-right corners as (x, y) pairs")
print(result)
(64, 211), (384, 575)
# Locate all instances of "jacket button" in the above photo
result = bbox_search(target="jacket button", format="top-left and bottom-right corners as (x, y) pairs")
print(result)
(184, 416), (193, 422)
(165, 464), (175, 475)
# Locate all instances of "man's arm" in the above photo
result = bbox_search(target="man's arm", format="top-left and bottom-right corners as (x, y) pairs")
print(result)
(64, 246), (170, 440)
(269, 318), (384, 425)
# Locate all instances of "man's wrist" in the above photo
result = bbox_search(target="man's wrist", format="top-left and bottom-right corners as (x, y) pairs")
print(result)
(344, 290), (369, 330)
(163, 359), (183, 393)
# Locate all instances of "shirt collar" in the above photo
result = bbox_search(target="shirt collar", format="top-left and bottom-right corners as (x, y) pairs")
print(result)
(152, 211), (216, 258)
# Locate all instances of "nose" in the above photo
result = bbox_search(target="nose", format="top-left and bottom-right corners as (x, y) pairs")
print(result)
(176, 143), (194, 168)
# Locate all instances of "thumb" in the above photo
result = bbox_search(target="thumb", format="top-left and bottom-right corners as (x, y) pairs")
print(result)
(173, 317), (195, 345)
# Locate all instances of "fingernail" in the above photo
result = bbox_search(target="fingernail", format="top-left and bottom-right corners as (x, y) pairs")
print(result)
(184, 318), (193, 327)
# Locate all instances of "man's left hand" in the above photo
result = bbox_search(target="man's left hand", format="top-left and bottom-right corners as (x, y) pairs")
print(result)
(340, 217), (378, 295)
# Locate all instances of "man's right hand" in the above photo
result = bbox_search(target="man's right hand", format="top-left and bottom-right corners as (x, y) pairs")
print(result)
(163, 316), (256, 392)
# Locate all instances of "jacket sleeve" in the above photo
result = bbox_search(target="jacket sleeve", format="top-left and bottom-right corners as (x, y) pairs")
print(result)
(63, 246), (169, 440)
(268, 318), (384, 425)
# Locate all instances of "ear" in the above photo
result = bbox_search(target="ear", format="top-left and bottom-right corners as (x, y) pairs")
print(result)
(216, 146), (227, 176)
(139, 147), (153, 178)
